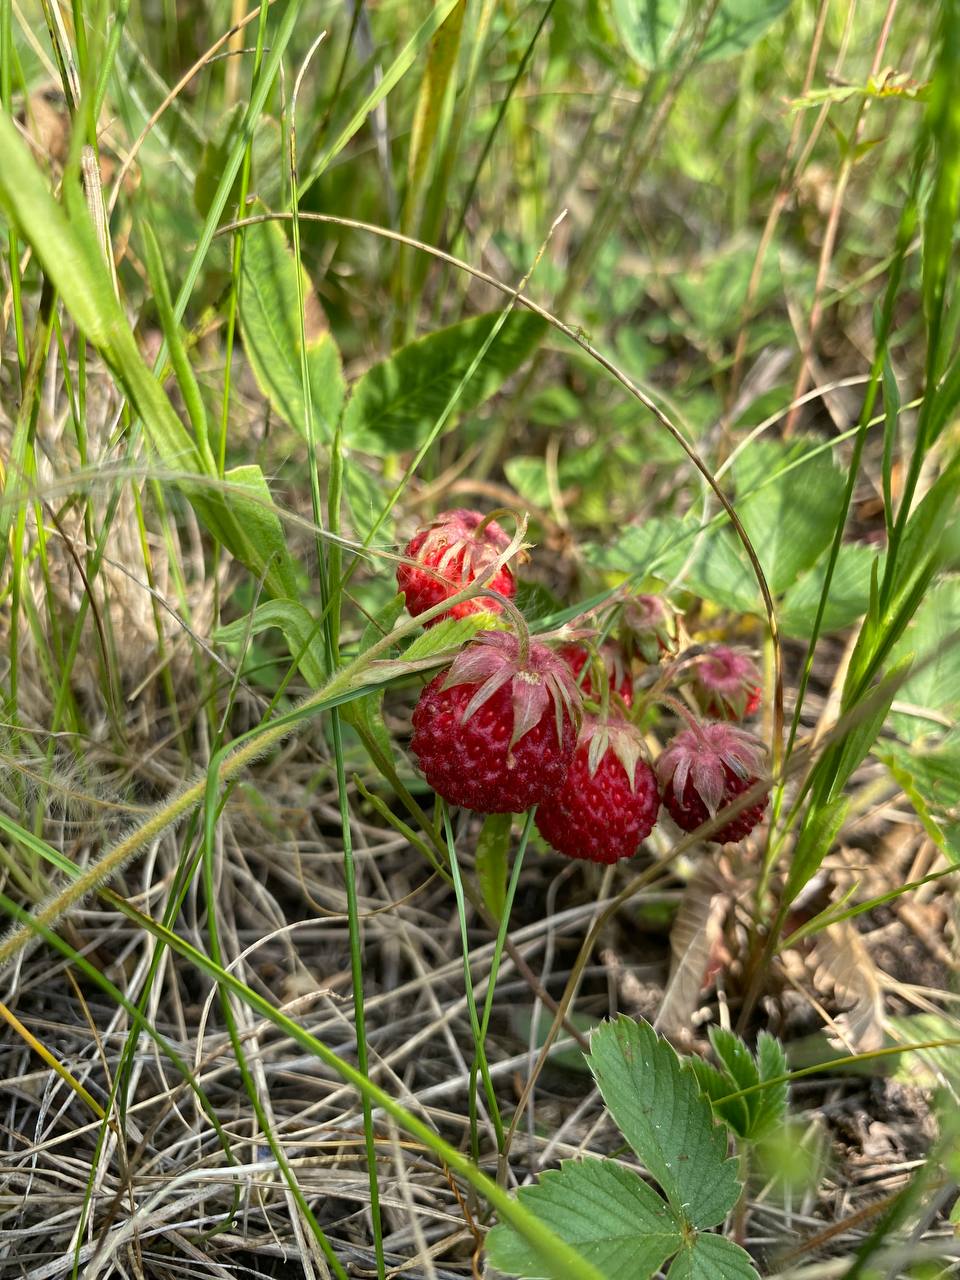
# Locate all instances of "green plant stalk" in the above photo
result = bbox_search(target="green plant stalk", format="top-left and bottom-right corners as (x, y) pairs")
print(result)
(100, 890), (606, 1280)
(442, 804), (504, 1158)
(216, 0), (271, 475)
(201, 782), (350, 1279)
(470, 811), (533, 1170)
(288, 53), (386, 1275)
(0, 0), (25, 385)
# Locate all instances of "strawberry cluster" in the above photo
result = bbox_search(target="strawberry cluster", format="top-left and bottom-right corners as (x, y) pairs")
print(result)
(397, 509), (770, 864)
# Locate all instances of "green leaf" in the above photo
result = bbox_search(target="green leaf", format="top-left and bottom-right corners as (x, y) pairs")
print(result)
(611, 0), (790, 70)
(588, 1017), (741, 1229)
(401, 612), (500, 663)
(215, 598), (325, 688)
(888, 577), (960, 743)
(779, 544), (881, 638)
(341, 312), (546, 453)
(239, 209), (345, 439)
(685, 529), (763, 616)
(486, 1158), (682, 1280)
(878, 735), (960, 861)
(691, 1030), (788, 1141)
(665, 1234), (758, 1280)
(752, 1032), (789, 1139)
(784, 796), (850, 905)
(731, 439), (847, 595)
(476, 813), (512, 921)
(582, 516), (692, 582)
(224, 464), (302, 603)
(340, 689), (394, 769)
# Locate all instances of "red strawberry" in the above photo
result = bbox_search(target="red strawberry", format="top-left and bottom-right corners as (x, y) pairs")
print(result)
(397, 509), (516, 626)
(535, 717), (660, 863)
(411, 631), (581, 814)
(560, 643), (634, 707)
(691, 645), (761, 720)
(657, 721), (768, 844)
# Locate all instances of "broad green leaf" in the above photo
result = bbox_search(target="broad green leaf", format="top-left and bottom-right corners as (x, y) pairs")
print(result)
(611, 0), (790, 70)
(401, 612), (500, 662)
(685, 529), (763, 616)
(486, 1158), (682, 1280)
(888, 577), (960, 743)
(588, 1017), (741, 1229)
(878, 735), (960, 861)
(239, 210), (345, 439)
(215, 598), (325, 687)
(476, 813), (512, 921)
(731, 439), (846, 595)
(582, 516), (692, 582)
(223, 464), (302, 603)
(665, 1233), (758, 1280)
(341, 312), (546, 453)
(779, 544), (881, 638)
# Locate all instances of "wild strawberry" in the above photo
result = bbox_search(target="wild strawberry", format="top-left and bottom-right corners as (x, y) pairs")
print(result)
(691, 645), (761, 720)
(536, 717), (659, 863)
(657, 721), (768, 844)
(411, 631), (581, 814)
(559, 643), (633, 707)
(623, 593), (681, 663)
(397, 509), (516, 626)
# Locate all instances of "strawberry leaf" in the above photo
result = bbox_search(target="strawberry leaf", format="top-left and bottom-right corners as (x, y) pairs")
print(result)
(486, 1158), (682, 1280)
(587, 1017), (741, 1229)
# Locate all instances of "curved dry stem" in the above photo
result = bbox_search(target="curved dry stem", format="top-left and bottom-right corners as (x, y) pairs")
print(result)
(217, 209), (785, 773)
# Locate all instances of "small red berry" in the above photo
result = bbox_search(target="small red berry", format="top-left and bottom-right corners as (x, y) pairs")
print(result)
(559, 643), (633, 707)
(691, 645), (761, 720)
(657, 721), (768, 844)
(536, 717), (660, 863)
(411, 631), (581, 814)
(397, 509), (516, 626)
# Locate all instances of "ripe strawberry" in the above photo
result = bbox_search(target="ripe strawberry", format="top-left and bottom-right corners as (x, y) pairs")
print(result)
(411, 631), (581, 814)
(397, 509), (516, 626)
(536, 717), (660, 863)
(657, 721), (768, 844)
(691, 645), (761, 720)
(559, 643), (633, 707)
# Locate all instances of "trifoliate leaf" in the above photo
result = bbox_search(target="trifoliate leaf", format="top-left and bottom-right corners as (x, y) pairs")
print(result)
(587, 1017), (741, 1229)
(486, 1158), (682, 1280)
(665, 1233), (758, 1280)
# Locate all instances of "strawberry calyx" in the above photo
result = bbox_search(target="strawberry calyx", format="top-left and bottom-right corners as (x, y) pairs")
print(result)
(691, 644), (762, 720)
(656, 718), (766, 817)
(442, 630), (582, 750)
(580, 715), (648, 793)
(623, 592), (682, 662)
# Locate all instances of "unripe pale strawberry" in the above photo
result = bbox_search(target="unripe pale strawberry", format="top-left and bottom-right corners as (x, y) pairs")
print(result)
(397, 509), (515, 626)
(691, 645), (761, 720)
(411, 631), (581, 814)
(536, 717), (659, 863)
(559, 643), (634, 707)
(657, 721), (768, 844)
(623, 593), (681, 662)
